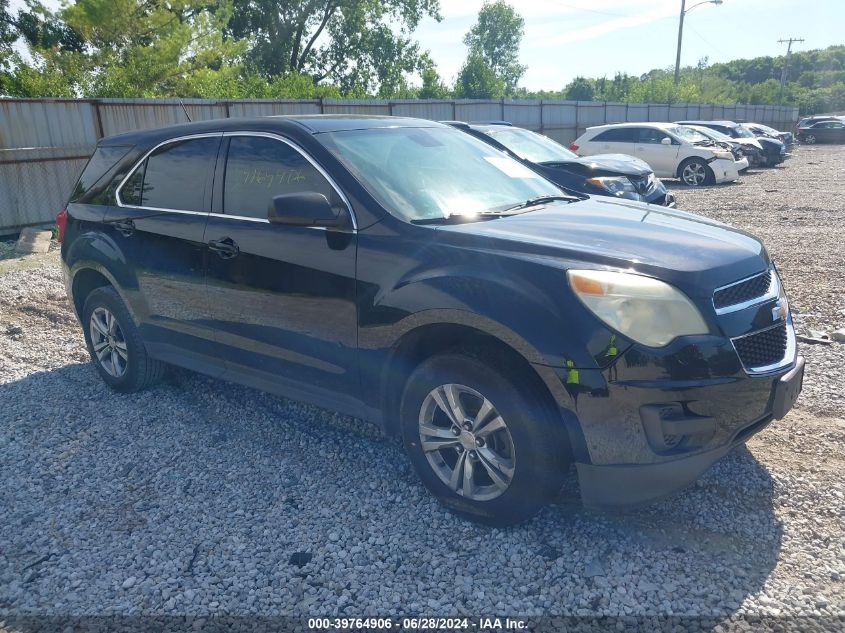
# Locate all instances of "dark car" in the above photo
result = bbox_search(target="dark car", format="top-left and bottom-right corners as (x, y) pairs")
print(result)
(743, 122), (794, 147)
(797, 119), (845, 144)
(795, 115), (843, 136)
(58, 115), (804, 525)
(444, 121), (675, 207)
(676, 120), (786, 166)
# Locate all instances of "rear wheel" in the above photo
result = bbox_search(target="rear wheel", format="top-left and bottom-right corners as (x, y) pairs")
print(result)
(400, 353), (568, 526)
(679, 158), (714, 186)
(82, 286), (165, 392)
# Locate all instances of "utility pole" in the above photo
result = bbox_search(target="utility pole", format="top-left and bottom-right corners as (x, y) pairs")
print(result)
(674, 0), (723, 85)
(778, 37), (804, 103)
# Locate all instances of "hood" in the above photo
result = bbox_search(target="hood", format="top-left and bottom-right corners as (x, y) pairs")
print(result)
(757, 136), (785, 149)
(734, 137), (763, 150)
(562, 153), (653, 176)
(435, 198), (768, 292)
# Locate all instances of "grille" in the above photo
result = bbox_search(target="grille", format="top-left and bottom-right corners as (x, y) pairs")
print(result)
(733, 323), (788, 369)
(628, 175), (653, 194)
(714, 270), (772, 310)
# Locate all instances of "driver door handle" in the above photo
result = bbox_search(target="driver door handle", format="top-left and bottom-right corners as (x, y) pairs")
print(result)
(208, 237), (239, 259)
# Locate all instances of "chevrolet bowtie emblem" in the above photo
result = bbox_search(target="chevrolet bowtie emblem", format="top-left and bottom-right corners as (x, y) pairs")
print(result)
(772, 297), (788, 322)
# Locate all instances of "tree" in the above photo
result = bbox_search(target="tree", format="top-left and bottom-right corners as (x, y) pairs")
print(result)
(0, 0), (18, 90)
(462, 0), (525, 94)
(227, 0), (441, 95)
(454, 49), (505, 99)
(418, 64), (449, 99)
(7, 0), (249, 97)
(564, 76), (594, 101)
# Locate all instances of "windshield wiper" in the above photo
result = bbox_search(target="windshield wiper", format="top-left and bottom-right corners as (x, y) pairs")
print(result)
(411, 211), (514, 225)
(502, 194), (580, 213)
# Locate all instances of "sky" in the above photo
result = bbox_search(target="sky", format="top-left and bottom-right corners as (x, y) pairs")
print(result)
(9, 0), (845, 91)
(416, 0), (844, 90)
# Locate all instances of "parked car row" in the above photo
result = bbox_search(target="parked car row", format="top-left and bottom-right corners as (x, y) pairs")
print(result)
(442, 119), (795, 194)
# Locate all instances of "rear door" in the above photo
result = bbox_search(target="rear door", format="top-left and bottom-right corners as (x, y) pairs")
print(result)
(632, 127), (679, 177)
(203, 132), (360, 412)
(111, 134), (224, 373)
(589, 127), (636, 155)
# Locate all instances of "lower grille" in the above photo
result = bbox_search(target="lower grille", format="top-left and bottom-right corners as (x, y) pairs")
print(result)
(733, 323), (788, 370)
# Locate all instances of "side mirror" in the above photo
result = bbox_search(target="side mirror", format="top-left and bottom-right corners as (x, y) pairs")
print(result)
(660, 137), (672, 146)
(267, 192), (345, 228)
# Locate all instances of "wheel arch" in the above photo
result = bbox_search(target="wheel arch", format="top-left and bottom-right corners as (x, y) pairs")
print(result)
(676, 155), (713, 184)
(379, 321), (579, 462)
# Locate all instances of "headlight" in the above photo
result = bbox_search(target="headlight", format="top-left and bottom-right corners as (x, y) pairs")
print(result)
(585, 176), (637, 196)
(712, 150), (734, 161)
(567, 269), (709, 347)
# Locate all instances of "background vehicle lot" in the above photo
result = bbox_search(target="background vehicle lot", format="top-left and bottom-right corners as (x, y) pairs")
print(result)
(0, 147), (843, 620)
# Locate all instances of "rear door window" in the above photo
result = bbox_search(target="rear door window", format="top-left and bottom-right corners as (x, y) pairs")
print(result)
(593, 128), (636, 143)
(120, 137), (219, 211)
(222, 136), (335, 219)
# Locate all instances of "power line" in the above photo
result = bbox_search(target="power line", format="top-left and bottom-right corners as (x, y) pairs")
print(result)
(778, 37), (804, 104)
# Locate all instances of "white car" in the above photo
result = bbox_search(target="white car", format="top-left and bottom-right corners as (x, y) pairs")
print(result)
(570, 123), (740, 186)
(679, 125), (751, 173)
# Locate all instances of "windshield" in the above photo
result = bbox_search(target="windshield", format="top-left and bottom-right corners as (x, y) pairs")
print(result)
(320, 127), (562, 222)
(668, 126), (710, 143)
(688, 126), (732, 142)
(736, 125), (757, 138)
(480, 127), (578, 163)
(753, 123), (778, 134)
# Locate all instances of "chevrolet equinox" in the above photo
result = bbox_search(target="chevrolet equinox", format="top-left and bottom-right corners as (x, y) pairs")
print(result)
(59, 116), (804, 525)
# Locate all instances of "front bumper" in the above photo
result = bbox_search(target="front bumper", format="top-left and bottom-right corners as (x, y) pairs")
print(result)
(572, 355), (804, 508)
(710, 157), (740, 183)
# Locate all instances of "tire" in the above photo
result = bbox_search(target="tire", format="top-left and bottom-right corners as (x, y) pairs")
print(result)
(399, 353), (569, 526)
(803, 134), (816, 144)
(678, 158), (714, 187)
(82, 286), (165, 392)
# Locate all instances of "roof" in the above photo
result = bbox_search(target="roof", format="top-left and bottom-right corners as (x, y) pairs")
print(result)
(586, 121), (677, 130)
(99, 114), (445, 146)
(675, 120), (741, 128)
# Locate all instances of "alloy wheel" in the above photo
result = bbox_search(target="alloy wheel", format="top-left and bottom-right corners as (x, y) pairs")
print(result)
(418, 383), (515, 501)
(89, 306), (128, 377)
(681, 161), (707, 186)
(804, 134), (816, 144)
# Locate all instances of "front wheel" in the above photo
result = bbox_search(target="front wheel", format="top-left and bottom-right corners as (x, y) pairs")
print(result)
(400, 354), (569, 526)
(802, 134), (816, 144)
(679, 158), (714, 186)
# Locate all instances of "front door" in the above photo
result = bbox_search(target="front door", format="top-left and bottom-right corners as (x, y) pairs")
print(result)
(632, 127), (679, 177)
(203, 133), (360, 412)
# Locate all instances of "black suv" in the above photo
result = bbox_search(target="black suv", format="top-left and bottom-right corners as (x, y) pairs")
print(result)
(444, 121), (675, 207)
(60, 116), (804, 525)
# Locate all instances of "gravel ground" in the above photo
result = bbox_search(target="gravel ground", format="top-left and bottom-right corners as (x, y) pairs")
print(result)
(1, 146), (844, 629)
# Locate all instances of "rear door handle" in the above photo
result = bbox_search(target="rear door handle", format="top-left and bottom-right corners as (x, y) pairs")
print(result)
(208, 237), (239, 259)
(113, 219), (135, 236)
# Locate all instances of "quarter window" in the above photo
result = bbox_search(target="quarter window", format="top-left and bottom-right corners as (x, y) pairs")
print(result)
(223, 136), (335, 219)
(121, 137), (219, 211)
